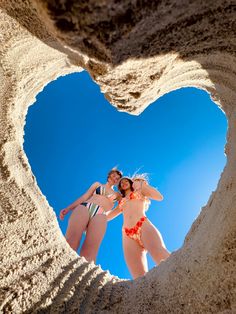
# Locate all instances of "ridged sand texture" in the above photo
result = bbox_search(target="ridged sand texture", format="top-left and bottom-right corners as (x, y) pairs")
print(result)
(0, 0), (236, 313)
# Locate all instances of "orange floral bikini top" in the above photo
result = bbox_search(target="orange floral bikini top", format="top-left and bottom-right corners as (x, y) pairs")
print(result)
(118, 191), (150, 211)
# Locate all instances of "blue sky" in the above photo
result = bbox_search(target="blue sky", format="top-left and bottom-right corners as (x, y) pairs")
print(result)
(24, 71), (227, 279)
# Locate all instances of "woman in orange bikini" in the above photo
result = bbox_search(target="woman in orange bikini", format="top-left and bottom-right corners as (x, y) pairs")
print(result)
(107, 175), (170, 279)
(60, 169), (122, 262)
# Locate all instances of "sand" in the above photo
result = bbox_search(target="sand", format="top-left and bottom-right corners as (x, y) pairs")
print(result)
(0, 1), (236, 312)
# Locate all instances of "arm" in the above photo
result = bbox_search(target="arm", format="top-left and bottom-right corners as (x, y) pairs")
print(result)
(142, 183), (163, 201)
(115, 192), (123, 202)
(106, 206), (122, 221)
(59, 182), (100, 220)
(133, 180), (163, 201)
(67, 181), (100, 210)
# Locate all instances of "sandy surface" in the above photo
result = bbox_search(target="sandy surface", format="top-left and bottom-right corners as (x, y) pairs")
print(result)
(0, 0), (236, 313)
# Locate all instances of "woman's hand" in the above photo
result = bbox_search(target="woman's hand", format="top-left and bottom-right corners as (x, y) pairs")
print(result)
(106, 206), (122, 221)
(141, 184), (163, 201)
(115, 192), (123, 202)
(133, 179), (147, 191)
(59, 207), (70, 220)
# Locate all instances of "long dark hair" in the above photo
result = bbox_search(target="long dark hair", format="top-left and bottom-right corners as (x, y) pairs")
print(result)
(118, 178), (134, 197)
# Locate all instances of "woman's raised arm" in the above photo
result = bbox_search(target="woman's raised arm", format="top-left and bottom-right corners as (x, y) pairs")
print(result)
(142, 183), (163, 201)
(133, 180), (163, 201)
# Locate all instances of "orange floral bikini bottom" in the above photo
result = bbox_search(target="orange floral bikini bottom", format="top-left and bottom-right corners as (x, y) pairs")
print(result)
(123, 216), (147, 249)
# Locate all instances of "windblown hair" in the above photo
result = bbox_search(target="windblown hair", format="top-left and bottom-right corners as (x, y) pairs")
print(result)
(132, 173), (149, 183)
(118, 177), (134, 197)
(107, 168), (123, 181)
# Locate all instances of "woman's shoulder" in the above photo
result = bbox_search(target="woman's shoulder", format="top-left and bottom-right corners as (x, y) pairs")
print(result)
(90, 182), (101, 189)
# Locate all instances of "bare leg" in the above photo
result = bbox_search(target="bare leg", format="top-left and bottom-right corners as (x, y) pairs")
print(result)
(65, 205), (89, 251)
(122, 233), (148, 279)
(80, 214), (107, 262)
(141, 220), (170, 265)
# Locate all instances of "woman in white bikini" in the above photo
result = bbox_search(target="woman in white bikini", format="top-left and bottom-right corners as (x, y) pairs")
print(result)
(107, 175), (170, 279)
(60, 169), (122, 262)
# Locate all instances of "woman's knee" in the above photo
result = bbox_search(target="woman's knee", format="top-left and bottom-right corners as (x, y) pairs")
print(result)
(80, 245), (97, 262)
(132, 270), (146, 279)
(66, 230), (79, 241)
(66, 236), (79, 251)
(125, 254), (147, 279)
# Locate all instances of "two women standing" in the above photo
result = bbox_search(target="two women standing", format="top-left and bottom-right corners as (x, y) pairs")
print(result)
(60, 170), (170, 278)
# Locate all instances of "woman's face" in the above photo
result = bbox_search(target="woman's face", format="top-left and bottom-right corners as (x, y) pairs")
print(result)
(120, 178), (131, 190)
(108, 171), (122, 185)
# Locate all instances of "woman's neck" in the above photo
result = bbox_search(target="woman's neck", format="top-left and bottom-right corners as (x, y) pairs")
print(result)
(124, 189), (131, 196)
(106, 182), (113, 188)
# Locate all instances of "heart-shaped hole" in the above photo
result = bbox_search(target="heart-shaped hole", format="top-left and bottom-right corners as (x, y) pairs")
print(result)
(24, 71), (227, 279)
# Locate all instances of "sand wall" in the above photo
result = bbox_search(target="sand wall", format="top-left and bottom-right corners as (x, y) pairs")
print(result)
(0, 1), (236, 313)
